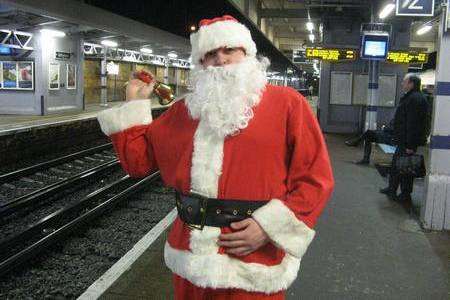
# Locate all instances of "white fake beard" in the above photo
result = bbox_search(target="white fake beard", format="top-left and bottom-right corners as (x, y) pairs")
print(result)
(185, 57), (268, 137)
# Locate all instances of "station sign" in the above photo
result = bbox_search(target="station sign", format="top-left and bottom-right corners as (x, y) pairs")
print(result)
(55, 51), (71, 60)
(305, 48), (357, 61)
(293, 50), (307, 64)
(386, 51), (428, 64)
(396, 0), (434, 16)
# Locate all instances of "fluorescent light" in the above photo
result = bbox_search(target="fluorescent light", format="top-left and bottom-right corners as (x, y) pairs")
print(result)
(40, 29), (65, 38)
(140, 47), (153, 54)
(167, 52), (178, 58)
(101, 40), (118, 47)
(379, 3), (395, 19)
(309, 34), (315, 42)
(306, 22), (314, 31)
(416, 24), (433, 35)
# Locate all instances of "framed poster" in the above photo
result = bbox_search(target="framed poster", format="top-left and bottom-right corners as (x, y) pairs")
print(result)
(379, 74), (397, 107)
(2, 61), (18, 89)
(66, 63), (76, 89)
(18, 61), (33, 90)
(48, 62), (60, 90)
(330, 71), (353, 105)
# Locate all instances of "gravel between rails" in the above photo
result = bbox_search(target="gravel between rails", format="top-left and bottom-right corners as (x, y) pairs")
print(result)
(0, 138), (110, 175)
(0, 178), (175, 299)
(0, 169), (125, 240)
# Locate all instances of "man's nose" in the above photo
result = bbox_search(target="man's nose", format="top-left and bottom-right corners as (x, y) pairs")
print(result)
(214, 52), (228, 66)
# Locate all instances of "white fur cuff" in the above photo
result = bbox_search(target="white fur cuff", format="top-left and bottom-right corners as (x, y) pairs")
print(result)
(252, 199), (315, 259)
(97, 100), (152, 136)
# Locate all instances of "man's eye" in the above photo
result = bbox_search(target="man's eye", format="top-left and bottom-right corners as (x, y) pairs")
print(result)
(223, 47), (235, 54)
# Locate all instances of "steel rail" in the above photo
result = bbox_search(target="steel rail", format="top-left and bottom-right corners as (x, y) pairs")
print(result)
(0, 175), (132, 255)
(0, 159), (119, 218)
(0, 171), (160, 277)
(0, 143), (113, 184)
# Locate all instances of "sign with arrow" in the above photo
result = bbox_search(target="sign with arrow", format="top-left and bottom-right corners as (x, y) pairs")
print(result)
(396, 0), (434, 16)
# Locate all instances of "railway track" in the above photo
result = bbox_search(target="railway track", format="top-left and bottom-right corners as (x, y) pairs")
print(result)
(0, 143), (117, 216)
(0, 171), (160, 277)
(0, 143), (166, 277)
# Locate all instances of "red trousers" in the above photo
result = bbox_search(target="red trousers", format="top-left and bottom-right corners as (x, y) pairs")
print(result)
(173, 275), (285, 300)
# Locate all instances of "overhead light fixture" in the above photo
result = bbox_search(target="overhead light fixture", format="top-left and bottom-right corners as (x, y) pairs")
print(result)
(309, 34), (315, 42)
(101, 39), (118, 47)
(140, 47), (153, 54)
(306, 22), (314, 32)
(190, 25), (197, 32)
(416, 24), (433, 35)
(378, 3), (395, 19)
(168, 52), (178, 59)
(40, 28), (65, 38)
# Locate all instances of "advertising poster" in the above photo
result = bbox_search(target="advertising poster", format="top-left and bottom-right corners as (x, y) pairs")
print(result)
(3, 61), (18, 89)
(49, 62), (60, 90)
(18, 61), (33, 89)
(66, 64), (76, 89)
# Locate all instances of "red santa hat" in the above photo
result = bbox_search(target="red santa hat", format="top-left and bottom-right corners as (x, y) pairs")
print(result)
(190, 15), (257, 64)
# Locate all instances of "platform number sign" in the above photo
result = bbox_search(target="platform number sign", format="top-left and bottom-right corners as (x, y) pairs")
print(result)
(396, 0), (434, 16)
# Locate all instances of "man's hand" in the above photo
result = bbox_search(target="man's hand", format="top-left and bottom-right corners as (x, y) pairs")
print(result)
(405, 148), (415, 155)
(217, 218), (269, 256)
(126, 70), (155, 101)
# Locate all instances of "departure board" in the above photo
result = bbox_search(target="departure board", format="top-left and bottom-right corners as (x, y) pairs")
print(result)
(305, 48), (356, 61)
(386, 51), (428, 64)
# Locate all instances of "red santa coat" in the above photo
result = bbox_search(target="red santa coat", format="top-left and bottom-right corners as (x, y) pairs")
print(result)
(97, 84), (334, 294)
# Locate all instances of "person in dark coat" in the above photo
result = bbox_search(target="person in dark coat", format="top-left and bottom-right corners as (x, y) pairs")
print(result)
(379, 73), (429, 202)
(345, 122), (395, 164)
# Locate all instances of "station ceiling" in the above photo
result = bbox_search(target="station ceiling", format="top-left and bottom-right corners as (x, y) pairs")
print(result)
(82, 0), (378, 72)
(1, 0), (441, 73)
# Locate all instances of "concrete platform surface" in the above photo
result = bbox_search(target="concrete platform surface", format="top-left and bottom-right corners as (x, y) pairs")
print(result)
(93, 134), (450, 300)
(0, 100), (170, 136)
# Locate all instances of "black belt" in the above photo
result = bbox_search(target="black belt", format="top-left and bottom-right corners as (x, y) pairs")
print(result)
(175, 192), (268, 230)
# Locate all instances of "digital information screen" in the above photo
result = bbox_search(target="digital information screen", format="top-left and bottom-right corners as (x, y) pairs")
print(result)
(360, 33), (389, 60)
(386, 51), (428, 64)
(305, 48), (356, 61)
(364, 41), (387, 57)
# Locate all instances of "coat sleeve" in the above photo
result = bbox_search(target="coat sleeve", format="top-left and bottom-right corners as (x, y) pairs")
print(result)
(253, 90), (334, 259)
(406, 96), (427, 149)
(96, 100), (157, 177)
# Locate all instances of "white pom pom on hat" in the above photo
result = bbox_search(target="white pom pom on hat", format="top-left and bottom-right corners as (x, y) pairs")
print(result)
(190, 15), (257, 64)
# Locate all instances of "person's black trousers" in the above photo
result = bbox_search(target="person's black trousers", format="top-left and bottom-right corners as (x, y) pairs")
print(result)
(360, 130), (394, 162)
(388, 146), (415, 197)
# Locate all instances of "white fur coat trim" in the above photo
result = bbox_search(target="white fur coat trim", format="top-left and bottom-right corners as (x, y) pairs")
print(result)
(252, 199), (316, 259)
(96, 99), (152, 136)
(190, 20), (257, 64)
(189, 119), (224, 198)
(164, 241), (301, 293)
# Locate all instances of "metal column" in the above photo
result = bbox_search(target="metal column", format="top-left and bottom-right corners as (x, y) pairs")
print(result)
(100, 46), (108, 107)
(365, 59), (379, 130)
(422, 8), (450, 230)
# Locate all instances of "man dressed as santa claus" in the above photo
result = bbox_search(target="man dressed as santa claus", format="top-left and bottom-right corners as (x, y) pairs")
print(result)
(97, 15), (334, 300)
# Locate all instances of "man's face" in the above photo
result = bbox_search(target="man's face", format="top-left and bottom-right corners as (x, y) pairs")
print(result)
(201, 47), (246, 68)
(401, 76), (413, 93)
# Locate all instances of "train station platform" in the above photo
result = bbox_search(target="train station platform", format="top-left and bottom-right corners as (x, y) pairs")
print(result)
(0, 101), (171, 137)
(0, 100), (171, 168)
(79, 134), (450, 300)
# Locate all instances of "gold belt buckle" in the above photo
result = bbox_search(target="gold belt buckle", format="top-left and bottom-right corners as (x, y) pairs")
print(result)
(186, 191), (208, 230)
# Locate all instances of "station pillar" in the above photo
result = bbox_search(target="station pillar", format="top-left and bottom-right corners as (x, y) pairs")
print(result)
(422, 10), (450, 230)
(365, 60), (380, 130)
(100, 46), (108, 107)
